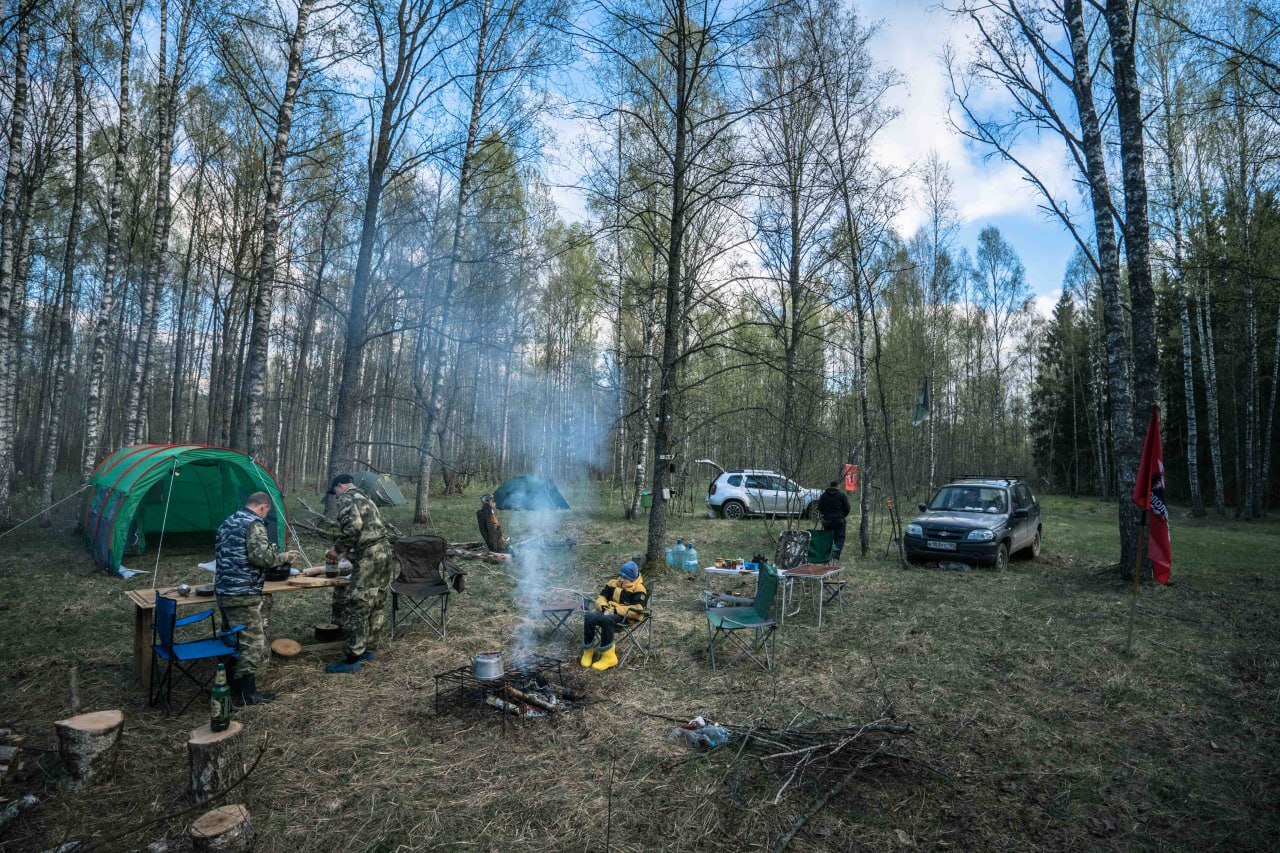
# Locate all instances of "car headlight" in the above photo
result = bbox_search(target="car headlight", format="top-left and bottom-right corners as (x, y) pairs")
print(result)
(966, 529), (995, 541)
(906, 523), (923, 537)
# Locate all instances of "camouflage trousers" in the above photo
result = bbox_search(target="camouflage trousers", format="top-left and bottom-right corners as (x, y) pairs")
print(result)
(342, 541), (394, 658)
(218, 594), (267, 677)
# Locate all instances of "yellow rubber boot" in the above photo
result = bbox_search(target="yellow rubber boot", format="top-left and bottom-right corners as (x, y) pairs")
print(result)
(592, 643), (619, 671)
(580, 645), (596, 668)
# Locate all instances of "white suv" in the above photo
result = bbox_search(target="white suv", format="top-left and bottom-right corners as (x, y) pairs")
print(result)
(705, 470), (822, 520)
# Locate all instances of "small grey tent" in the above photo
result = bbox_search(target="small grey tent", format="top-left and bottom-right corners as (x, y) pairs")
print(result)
(353, 471), (407, 507)
(493, 475), (570, 511)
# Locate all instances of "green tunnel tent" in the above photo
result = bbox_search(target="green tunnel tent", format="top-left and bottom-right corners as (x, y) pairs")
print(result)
(81, 444), (287, 574)
(352, 471), (406, 507)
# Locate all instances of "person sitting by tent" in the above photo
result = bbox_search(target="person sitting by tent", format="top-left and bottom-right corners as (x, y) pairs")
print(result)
(581, 560), (648, 672)
(215, 492), (298, 706)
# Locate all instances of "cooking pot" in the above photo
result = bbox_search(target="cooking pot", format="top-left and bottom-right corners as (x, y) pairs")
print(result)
(472, 651), (504, 681)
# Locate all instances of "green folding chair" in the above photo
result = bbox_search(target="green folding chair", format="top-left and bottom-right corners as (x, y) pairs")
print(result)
(806, 529), (835, 564)
(705, 563), (779, 671)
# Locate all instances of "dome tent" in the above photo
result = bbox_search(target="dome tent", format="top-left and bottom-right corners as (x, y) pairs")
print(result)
(493, 475), (570, 511)
(81, 444), (287, 573)
(352, 470), (406, 507)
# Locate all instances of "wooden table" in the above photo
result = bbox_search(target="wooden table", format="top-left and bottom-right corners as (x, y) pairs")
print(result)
(126, 577), (349, 689)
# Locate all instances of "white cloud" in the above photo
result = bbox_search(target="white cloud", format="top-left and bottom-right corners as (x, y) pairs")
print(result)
(866, 0), (1076, 238)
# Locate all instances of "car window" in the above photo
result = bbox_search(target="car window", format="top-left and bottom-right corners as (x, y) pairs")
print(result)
(929, 486), (1008, 514)
(745, 475), (770, 490)
(727, 475), (742, 487)
(781, 478), (799, 492)
(1021, 485), (1036, 507)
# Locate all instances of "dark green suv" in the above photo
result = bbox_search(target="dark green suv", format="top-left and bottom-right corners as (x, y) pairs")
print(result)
(903, 477), (1042, 571)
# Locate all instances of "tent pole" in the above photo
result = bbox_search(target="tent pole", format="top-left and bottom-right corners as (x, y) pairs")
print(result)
(150, 459), (179, 589)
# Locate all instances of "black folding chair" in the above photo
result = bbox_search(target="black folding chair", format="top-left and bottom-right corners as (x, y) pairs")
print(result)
(390, 536), (466, 639)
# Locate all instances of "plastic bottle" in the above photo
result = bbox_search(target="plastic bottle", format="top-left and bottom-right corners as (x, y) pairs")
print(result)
(672, 539), (686, 570)
(210, 663), (231, 731)
(665, 543), (675, 567)
(683, 541), (699, 573)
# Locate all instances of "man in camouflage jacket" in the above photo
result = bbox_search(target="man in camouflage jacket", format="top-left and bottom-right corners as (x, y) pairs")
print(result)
(215, 492), (297, 705)
(323, 474), (395, 674)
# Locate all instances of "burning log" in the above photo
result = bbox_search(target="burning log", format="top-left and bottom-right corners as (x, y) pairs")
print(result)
(503, 685), (557, 712)
(546, 683), (584, 702)
(484, 695), (522, 715)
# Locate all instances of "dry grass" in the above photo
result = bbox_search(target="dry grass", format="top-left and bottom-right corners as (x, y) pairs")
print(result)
(0, 490), (1278, 851)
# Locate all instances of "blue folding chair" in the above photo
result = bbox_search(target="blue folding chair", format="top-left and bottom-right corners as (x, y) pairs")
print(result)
(149, 594), (243, 715)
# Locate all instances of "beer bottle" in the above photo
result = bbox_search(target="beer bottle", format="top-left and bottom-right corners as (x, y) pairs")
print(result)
(211, 663), (232, 731)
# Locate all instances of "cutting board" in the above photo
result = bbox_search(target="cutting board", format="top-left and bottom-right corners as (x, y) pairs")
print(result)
(286, 576), (345, 588)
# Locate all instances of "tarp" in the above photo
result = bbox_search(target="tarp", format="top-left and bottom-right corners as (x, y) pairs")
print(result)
(353, 471), (406, 507)
(81, 444), (287, 573)
(493, 475), (571, 511)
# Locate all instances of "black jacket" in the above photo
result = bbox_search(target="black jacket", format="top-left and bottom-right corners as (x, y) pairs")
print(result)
(817, 487), (851, 523)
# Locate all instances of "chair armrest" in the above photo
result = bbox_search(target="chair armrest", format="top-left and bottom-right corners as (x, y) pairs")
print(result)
(218, 625), (246, 639)
(175, 609), (214, 627)
(576, 592), (595, 611)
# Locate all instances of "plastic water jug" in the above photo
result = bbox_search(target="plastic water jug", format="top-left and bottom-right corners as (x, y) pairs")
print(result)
(683, 541), (699, 572)
(672, 539), (686, 569)
(665, 544), (675, 567)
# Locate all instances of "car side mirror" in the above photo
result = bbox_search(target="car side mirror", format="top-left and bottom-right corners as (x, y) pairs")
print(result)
(918, 503), (927, 512)
(1012, 508), (1029, 519)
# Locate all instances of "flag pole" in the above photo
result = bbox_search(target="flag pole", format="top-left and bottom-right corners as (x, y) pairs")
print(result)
(1124, 510), (1149, 656)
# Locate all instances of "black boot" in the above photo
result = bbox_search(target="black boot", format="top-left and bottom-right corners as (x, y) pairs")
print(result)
(232, 674), (276, 706)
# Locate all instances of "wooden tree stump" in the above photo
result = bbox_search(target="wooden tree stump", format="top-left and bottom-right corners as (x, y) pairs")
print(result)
(53, 710), (123, 791)
(187, 721), (245, 804)
(190, 804), (253, 852)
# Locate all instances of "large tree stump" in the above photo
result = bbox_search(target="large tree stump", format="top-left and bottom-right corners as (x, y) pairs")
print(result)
(187, 721), (245, 804)
(53, 710), (123, 791)
(189, 804), (253, 852)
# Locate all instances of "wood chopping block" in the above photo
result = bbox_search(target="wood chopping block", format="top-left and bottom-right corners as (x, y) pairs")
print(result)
(270, 639), (302, 657)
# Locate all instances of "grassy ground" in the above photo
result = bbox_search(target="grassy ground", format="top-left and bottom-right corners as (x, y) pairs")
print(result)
(0, 488), (1277, 851)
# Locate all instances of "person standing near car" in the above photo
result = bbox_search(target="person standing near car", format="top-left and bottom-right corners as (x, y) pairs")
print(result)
(817, 481), (851, 560)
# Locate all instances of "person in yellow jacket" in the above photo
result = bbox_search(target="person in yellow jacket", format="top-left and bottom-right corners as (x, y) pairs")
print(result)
(581, 560), (648, 671)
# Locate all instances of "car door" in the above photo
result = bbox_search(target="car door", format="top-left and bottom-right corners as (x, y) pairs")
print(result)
(1019, 485), (1040, 544)
(743, 475), (771, 513)
(1010, 486), (1030, 548)
(774, 477), (802, 514)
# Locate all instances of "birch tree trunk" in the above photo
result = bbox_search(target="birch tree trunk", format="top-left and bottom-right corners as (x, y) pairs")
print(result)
(39, 4), (85, 507)
(0, 0), (31, 516)
(81, 0), (140, 479)
(242, 0), (315, 461)
(1066, 0), (1137, 569)
(1195, 290), (1226, 513)
(124, 0), (196, 444)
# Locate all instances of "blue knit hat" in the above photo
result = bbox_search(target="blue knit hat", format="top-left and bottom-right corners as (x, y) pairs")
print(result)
(619, 561), (639, 582)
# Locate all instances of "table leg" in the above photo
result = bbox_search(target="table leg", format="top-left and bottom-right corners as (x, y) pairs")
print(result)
(135, 607), (154, 689)
(817, 579), (824, 628)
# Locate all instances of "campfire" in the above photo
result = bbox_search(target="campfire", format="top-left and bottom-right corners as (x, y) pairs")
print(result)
(434, 653), (586, 724)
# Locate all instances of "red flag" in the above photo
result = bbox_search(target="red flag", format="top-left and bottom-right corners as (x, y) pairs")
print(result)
(1132, 405), (1172, 584)
(843, 464), (859, 492)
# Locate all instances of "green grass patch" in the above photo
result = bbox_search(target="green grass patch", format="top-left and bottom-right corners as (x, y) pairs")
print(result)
(0, 489), (1276, 850)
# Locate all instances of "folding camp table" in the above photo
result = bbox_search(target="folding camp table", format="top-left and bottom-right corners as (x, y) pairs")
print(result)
(126, 577), (349, 690)
(702, 563), (843, 628)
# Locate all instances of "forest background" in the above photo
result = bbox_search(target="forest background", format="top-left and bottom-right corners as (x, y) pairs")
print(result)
(0, 0), (1277, 570)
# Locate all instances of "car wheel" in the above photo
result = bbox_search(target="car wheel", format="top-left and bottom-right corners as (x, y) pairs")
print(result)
(1029, 528), (1041, 559)
(721, 500), (746, 520)
(995, 542), (1009, 572)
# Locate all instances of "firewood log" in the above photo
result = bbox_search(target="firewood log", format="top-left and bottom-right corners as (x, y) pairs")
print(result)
(504, 685), (556, 712)
(53, 710), (123, 791)
(187, 722), (245, 804)
(189, 804), (253, 852)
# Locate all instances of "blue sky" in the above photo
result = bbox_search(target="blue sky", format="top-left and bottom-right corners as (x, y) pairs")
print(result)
(545, 0), (1081, 313)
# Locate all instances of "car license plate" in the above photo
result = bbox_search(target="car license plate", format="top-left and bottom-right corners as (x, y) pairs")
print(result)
(927, 540), (957, 551)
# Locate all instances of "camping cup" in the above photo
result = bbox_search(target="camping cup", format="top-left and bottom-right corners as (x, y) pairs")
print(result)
(176, 583), (192, 597)
(324, 563), (339, 578)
